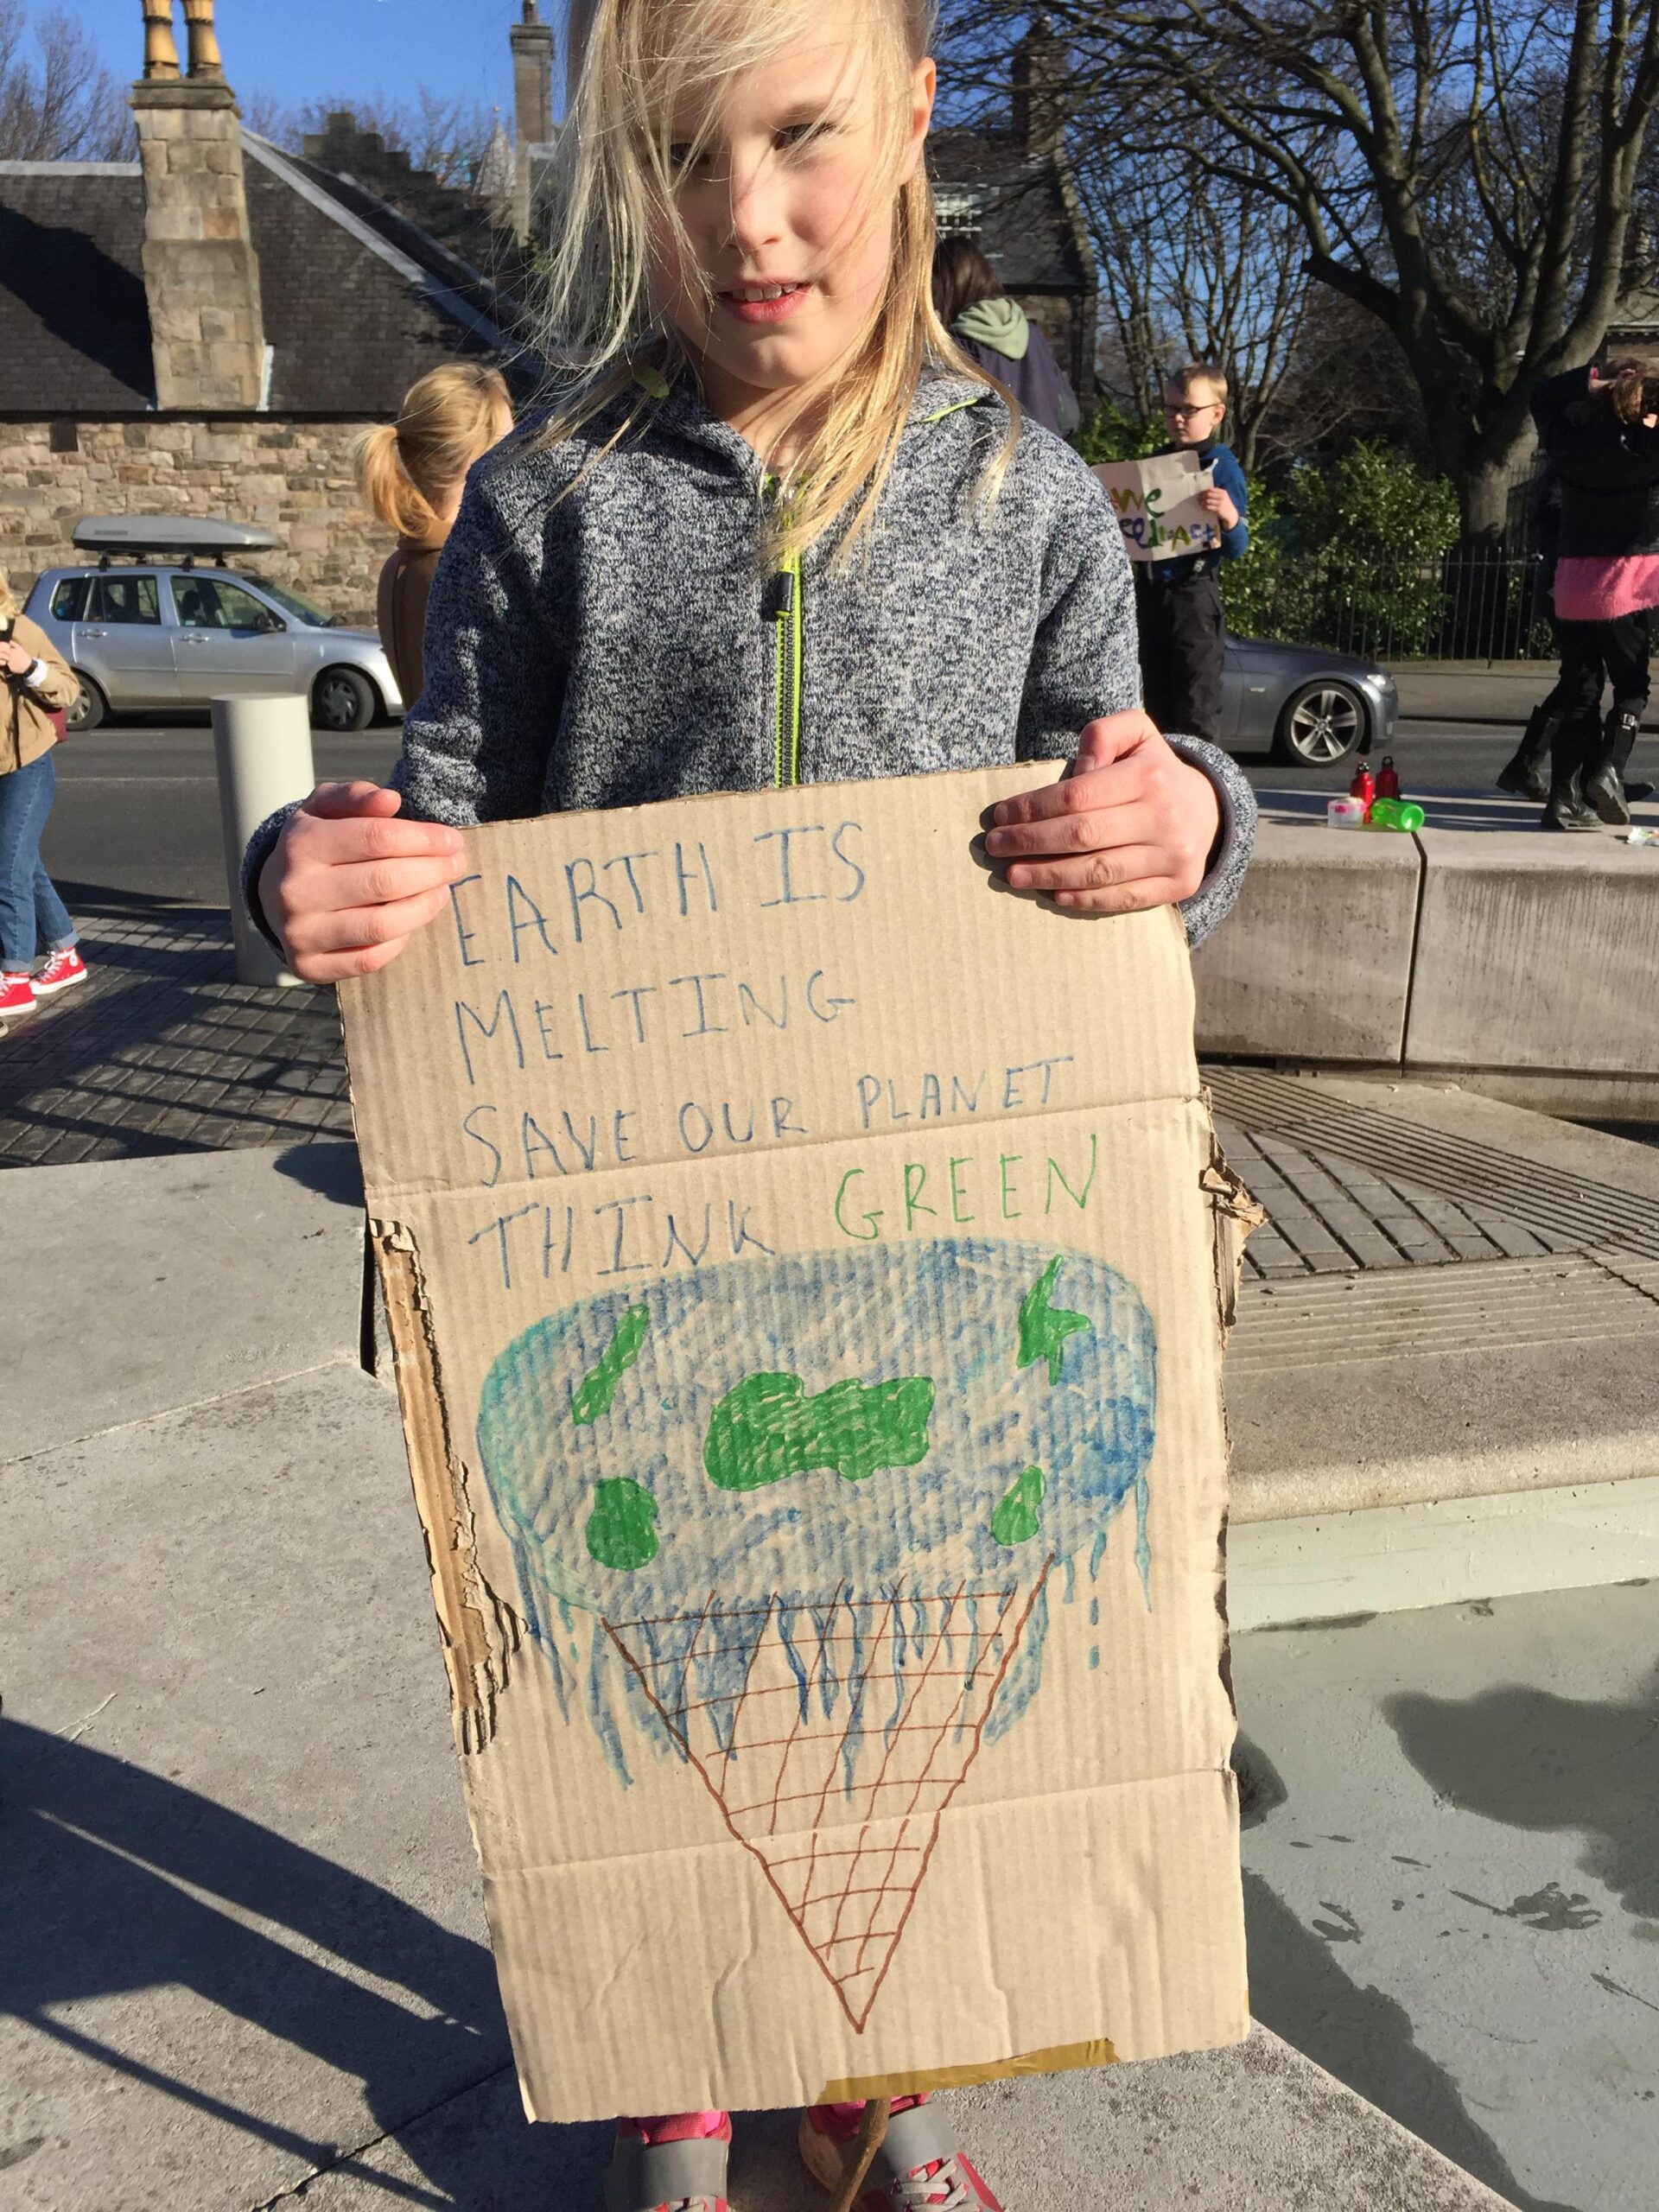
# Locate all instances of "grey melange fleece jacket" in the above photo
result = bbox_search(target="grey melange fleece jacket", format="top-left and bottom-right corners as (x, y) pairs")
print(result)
(244, 367), (1255, 943)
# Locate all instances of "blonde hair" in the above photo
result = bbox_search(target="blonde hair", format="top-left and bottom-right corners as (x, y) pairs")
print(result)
(0, 570), (15, 621)
(531, 0), (1009, 567)
(356, 364), (514, 541)
(1169, 361), (1229, 407)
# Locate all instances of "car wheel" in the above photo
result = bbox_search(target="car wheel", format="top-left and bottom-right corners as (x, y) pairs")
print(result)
(67, 671), (106, 733)
(311, 666), (378, 733)
(1273, 679), (1367, 766)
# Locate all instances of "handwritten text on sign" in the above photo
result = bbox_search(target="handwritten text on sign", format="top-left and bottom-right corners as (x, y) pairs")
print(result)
(1092, 452), (1220, 561)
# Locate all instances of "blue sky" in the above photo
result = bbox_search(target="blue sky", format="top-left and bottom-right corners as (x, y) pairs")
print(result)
(79, 0), (529, 121)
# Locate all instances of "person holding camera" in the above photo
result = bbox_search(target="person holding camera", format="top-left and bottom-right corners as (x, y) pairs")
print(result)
(0, 569), (85, 1018)
(1529, 361), (1659, 829)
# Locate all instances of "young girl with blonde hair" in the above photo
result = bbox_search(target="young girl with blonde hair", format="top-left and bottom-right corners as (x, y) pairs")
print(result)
(354, 363), (513, 704)
(248, 4), (1255, 2204)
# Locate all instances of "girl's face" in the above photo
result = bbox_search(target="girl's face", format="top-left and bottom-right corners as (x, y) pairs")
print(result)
(649, 10), (935, 429)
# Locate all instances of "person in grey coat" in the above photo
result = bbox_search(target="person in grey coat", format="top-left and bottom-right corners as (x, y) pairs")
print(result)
(932, 236), (1081, 440)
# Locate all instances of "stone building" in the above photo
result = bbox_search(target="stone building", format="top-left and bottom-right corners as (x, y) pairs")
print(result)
(0, 0), (556, 622)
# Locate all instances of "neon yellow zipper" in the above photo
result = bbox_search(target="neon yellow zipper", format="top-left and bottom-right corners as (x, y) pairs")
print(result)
(772, 550), (803, 787)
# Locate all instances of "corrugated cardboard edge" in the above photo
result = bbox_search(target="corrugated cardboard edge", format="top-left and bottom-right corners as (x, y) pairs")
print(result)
(817, 2037), (1119, 2103)
(372, 1217), (523, 1755)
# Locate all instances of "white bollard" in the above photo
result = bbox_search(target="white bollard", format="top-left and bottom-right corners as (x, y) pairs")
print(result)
(213, 693), (315, 988)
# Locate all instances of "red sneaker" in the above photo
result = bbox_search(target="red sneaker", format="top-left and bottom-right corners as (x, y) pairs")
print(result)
(800, 2101), (1003, 2210)
(0, 971), (40, 1018)
(31, 946), (87, 997)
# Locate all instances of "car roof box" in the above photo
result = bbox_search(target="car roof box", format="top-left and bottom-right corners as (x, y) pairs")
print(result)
(71, 515), (281, 556)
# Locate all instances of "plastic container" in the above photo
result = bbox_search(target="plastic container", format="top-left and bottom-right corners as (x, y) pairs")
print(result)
(1368, 798), (1426, 832)
(1327, 796), (1368, 829)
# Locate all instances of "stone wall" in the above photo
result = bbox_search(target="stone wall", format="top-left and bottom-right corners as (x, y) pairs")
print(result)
(0, 416), (387, 623)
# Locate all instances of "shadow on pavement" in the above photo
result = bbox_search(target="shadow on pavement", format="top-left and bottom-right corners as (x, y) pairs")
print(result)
(1243, 1872), (1579, 2212)
(1383, 1662), (1659, 1924)
(1, 1717), (611, 2205)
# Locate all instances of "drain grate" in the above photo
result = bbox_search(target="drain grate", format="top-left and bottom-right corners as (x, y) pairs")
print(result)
(1208, 1067), (1659, 1262)
(1230, 1252), (1659, 1373)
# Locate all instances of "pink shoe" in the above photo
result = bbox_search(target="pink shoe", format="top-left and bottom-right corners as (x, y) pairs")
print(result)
(31, 946), (87, 997)
(0, 971), (39, 1018)
(800, 2101), (1003, 2210)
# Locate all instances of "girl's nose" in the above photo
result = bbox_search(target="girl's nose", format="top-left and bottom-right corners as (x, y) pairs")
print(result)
(724, 152), (785, 254)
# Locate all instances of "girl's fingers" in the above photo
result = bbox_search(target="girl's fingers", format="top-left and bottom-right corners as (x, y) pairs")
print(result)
(287, 937), (415, 985)
(286, 883), (457, 957)
(1001, 844), (1170, 897)
(321, 853), (474, 912)
(1052, 876), (1188, 917)
(301, 780), (405, 820)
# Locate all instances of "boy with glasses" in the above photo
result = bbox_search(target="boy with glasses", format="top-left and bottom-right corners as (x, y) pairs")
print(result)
(1135, 363), (1250, 745)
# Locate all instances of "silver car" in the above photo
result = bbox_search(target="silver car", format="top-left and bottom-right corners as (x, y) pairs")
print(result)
(23, 519), (402, 733)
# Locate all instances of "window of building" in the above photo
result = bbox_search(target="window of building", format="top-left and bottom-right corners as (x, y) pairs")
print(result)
(48, 420), (79, 454)
(933, 185), (989, 238)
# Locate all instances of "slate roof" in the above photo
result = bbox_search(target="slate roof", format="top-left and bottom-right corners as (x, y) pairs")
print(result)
(0, 139), (532, 418)
(928, 130), (1093, 296)
(0, 165), (155, 410)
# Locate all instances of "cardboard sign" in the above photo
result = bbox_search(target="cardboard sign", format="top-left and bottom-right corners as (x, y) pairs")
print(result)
(339, 765), (1251, 2122)
(1093, 451), (1222, 561)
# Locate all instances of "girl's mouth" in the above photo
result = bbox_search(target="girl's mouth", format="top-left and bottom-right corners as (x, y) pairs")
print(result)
(716, 280), (811, 326)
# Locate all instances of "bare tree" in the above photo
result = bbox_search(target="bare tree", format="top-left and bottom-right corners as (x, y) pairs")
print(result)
(0, 0), (134, 161)
(1078, 148), (1310, 469)
(943, 3), (1659, 539)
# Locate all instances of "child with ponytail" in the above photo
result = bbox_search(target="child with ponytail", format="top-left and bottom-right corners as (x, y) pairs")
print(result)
(354, 364), (513, 704)
(248, 6), (1255, 2205)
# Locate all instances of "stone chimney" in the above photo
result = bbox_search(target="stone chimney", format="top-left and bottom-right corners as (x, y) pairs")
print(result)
(130, 0), (266, 410)
(1011, 16), (1067, 156)
(509, 3), (555, 239)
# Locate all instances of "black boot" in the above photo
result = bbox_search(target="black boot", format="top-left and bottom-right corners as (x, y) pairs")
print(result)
(1541, 771), (1599, 830)
(1497, 703), (1555, 801)
(1583, 705), (1639, 825)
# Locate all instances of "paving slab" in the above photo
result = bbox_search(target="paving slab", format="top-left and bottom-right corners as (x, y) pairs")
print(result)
(1234, 1583), (1659, 2212)
(280, 2024), (1513, 2210)
(0, 1141), (366, 1464)
(1, 1363), (509, 2212)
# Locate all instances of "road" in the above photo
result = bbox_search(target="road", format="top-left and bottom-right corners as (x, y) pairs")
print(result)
(43, 717), (1535, 907)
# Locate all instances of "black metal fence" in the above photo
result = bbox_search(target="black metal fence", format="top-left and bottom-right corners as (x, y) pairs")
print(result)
(1230, 549), (1556, 664)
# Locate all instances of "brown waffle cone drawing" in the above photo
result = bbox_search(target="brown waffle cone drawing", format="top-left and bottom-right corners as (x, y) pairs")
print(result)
(603, 1567), (1052, 2029)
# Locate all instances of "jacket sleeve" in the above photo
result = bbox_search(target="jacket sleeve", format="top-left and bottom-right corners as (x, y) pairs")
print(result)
(242, 467), (568, 945)
(1016, 453), (1255, 947)
(15, 617), (79, 713)
(1531, 365), (1594, 454)
(1213, 448), (1250, 561)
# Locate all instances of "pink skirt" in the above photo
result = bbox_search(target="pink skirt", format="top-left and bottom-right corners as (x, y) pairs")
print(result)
(1554, 554), (1659, 622)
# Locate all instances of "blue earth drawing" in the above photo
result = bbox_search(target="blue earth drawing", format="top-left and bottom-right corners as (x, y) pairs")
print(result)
(474, 1236), (1157, 2025)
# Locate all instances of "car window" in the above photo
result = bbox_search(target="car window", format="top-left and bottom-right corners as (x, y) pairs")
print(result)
(173, 576), (274, 630)
(51, 576), (92, 622)
(91, 574), (162, 626)
(246, 576), (333, 626)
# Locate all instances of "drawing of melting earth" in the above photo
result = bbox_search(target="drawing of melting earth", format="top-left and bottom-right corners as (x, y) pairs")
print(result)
(475, 1236), (1156, 2027)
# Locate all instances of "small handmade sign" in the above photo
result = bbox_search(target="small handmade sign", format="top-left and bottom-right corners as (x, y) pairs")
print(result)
(338, 766), (1251, 2121)
(1093, 451), (1221, 561)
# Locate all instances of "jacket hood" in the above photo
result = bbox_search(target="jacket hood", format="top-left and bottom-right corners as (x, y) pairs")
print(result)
(954, 298), (1030, 362)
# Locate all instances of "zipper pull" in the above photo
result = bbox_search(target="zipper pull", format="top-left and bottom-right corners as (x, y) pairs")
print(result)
(763, 570), (797, 620)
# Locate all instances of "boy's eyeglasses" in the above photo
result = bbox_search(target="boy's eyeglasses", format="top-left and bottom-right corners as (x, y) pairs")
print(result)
(1166, 402), (1220, 418)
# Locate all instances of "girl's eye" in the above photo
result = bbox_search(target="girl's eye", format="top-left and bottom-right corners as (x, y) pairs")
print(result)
(779, 120), (829, 152)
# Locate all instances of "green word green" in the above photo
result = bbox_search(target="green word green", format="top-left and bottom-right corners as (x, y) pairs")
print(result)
(703, 1371), (935, 1492)
(991, 1465), (1046, 1547)
(1018, 1255), (1091, 1383)
(569, 1304), (650, 1424)
(584, 1477), (659, 1570)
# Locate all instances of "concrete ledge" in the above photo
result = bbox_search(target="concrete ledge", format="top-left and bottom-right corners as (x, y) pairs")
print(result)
(1230, 1471), (1659, 1630)
(0, 1141), (367, 1464)
(1406, 829), (1659, 1075)
(1193, 821), (1420, 1062)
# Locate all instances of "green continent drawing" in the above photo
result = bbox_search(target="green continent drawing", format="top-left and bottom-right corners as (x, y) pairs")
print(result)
(570, 1304), (650, 1424)
(584, 1476), (659, 1569)
(702, 1371), (936, 1493)
(1018, 1255), (1091, 1383)
(991, 1465), (1046, 1547)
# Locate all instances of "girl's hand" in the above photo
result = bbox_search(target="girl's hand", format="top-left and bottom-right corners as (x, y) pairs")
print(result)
(0, 637), (34, 677)
(259, 781), (470, 983)
(983, 712), (1221, 914)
